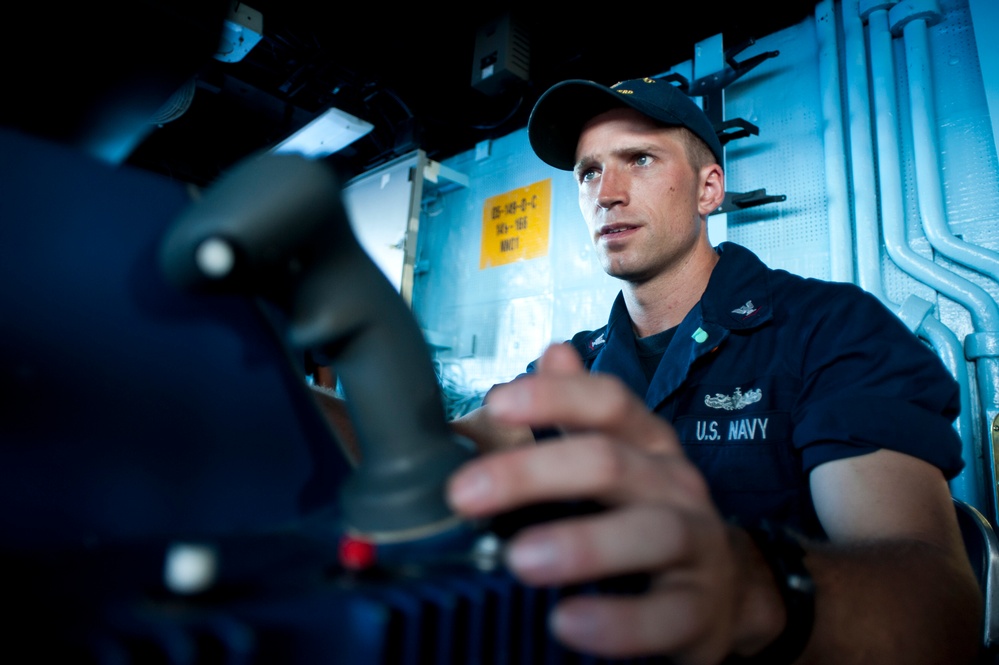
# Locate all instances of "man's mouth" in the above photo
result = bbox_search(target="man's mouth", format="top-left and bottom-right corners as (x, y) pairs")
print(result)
(598, 224), (638, 238)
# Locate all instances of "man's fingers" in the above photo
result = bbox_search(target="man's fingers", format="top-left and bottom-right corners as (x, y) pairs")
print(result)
(535, 342), (586, 375)
(486, 372), (682, 455)
(505, 503), (716, 586)
(550, 590), (733, 664)
(447, 437), (708, 518)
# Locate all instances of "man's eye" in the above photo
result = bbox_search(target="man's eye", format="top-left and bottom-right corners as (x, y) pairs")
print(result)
(635, 154), (653, 166)
(580, 168), (598, 182)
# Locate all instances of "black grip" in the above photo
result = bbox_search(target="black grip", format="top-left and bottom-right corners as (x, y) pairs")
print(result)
(159, 153), (474, 539)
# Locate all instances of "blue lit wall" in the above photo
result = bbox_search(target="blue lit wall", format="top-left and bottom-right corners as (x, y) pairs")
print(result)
(412, 0), (999, 515)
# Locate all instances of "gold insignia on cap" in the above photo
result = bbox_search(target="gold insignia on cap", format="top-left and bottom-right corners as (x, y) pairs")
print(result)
(616, 89), (634, 95)
(642, 77), (655, 83)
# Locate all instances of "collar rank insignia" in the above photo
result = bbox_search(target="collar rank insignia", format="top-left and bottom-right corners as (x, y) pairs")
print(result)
(589, 333), (606, 350)
(705, 387), (762, 411)
(731, 300), (757, 317)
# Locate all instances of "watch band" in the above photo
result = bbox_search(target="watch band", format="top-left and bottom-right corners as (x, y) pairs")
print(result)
(726, 520), (816, 665)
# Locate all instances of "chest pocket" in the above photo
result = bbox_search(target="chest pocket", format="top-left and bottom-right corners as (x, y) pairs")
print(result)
(665, 374), (804, 516)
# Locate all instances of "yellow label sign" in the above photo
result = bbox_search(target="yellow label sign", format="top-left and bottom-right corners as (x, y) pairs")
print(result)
(480, 179), (551, 269)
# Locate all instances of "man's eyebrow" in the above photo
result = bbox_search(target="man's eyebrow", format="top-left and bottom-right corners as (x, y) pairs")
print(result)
(573, 153), (602, 176)
(574, 143), (663, 172)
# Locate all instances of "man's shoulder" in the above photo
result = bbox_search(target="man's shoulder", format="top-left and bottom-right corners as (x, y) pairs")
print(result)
(722, 243), (869, 296)
(770, 268), (887, 318)
(711, 242), (889, 327)
(566, 328), (609, 365)
(523, 329), (608, 375)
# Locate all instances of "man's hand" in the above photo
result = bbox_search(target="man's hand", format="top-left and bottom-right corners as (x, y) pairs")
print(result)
(445, 343), (785, 664)
(446, 343), (984, 664)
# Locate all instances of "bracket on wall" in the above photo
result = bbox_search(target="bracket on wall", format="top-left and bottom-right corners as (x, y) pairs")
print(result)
(661, 34), (787, 233)
(712, 188), (787, 215)
(689, 39), (780, 98)
(692, 37), (785, 218)
(717, 118), (760, 145)
(658, 72), (691, 93)
(660, 39), (779, 98)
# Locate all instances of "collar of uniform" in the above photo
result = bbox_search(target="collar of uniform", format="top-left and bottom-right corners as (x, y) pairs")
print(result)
(590, 242), (772, 357)
(700, 242), (774, 331)
(605, 291), (632, 336)
(591, 292), (650, 398)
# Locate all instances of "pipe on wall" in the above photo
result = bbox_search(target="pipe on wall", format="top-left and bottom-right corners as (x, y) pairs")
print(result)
(864, 3), (999, 518)
(895, 6), (999, 284)
(844, 0), (977, 502)
(891, 0), (999, 522)
(817, 0), (857, 283)
(843, 0), (888, 301)
(897, 294), (979, 501)
(867, 8), (999, 335)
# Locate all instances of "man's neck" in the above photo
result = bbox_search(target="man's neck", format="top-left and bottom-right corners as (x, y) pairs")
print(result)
(622, 242), (719, 338)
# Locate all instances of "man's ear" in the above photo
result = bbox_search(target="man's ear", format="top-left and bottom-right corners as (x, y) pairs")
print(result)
(697, 163), (725, 217)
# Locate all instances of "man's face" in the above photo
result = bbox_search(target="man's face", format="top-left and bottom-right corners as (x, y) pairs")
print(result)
(574, 108), (712, 284)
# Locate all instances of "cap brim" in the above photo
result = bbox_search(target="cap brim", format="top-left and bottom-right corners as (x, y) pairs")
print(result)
(527, 80), (634, 171)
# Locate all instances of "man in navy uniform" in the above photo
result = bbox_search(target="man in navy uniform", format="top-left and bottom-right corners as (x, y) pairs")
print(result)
(447, 76), (982, 664)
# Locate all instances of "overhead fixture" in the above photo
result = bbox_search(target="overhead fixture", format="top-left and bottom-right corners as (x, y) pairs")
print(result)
(271, 108), (375, 159)
(471, 12), (530, 97)
(214, 2), (264, 63)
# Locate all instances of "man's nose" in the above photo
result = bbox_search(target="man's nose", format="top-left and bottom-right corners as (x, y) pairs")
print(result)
(596, 167), (629, 209)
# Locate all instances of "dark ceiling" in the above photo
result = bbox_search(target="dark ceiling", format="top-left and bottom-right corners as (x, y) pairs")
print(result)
(10, 2), (822, 187)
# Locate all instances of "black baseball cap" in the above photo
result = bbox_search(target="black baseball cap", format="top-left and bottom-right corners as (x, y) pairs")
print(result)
(527, 76), (724, 171)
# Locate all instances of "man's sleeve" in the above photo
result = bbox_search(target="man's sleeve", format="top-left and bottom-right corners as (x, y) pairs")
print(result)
(791, 287), (965, 479)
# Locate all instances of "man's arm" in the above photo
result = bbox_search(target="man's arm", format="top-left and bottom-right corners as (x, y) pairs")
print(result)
(445, 343), (983, 664)
(800, 448), (981, 663)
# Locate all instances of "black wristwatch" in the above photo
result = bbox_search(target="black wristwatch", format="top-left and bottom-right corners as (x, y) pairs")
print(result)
(726, 520), (816, 665)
